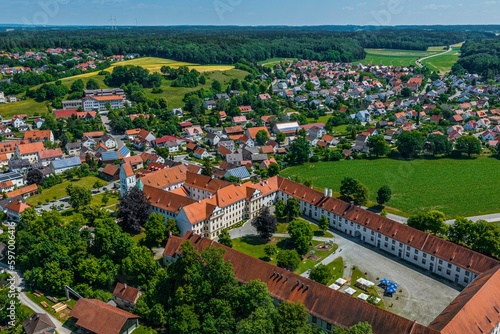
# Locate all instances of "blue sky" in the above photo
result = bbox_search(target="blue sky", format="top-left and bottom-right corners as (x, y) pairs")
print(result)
(1, 0), (500, 26)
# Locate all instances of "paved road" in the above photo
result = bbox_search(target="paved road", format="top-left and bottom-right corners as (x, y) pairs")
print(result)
(415, 46), (453, 68)
(100, 113), (124, 148)
(0, 263), (72, 334)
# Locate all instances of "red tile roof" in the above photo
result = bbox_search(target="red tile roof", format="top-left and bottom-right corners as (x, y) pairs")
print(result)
(165, 233), (437, 334)
(429, 265), (500, 334)
(70, 298), (139, 334)
(112, 282), (141, 304)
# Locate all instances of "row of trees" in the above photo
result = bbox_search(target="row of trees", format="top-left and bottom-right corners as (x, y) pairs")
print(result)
(407, 211), (500, 259)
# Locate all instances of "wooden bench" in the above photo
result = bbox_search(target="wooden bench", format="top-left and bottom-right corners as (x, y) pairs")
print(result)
(40, 301), (49, 308)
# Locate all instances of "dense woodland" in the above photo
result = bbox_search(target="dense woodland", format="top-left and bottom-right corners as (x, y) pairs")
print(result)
(0, 28), (492, 64)
(453, 39), (500, 78)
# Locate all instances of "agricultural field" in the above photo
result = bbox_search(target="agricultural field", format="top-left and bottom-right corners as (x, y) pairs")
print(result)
(280, 158), (500, 217)
(360, 48), (440, 67)
(422, 46), (461, 74)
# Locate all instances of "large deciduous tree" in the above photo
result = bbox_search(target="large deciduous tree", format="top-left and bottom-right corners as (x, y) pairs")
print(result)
(144, 213), (167, 248)
(396, 131), (424, 159)
(118, 187), (151, 234)
(309, 264), (333, 285)
(407, 210), (447, 235)
(276, 249), (301, 271)
(218, 229), (233, 248)
(255, 130), (269, 146)
(376, 185), (392, 206)
(455, 135), (482, 158)
(288, 219), (313, 256)
(288, 136), (310, 165)
(26, 169), (44, 185)
(66, 184), (92, 212)
(367, 134), (390, 157)
(251, 207), (277, 240)
(285, 197), (301, 222)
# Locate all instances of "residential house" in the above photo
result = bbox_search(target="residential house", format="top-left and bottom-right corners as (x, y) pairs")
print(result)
(258, 93), (271, 101)
(112, 282), (141, 311)
(273, 122), (300, 136)
(49, 156), (82, 174)
(14, 142), (45, 163)
(5, 200), (30, 222)
(23, 130), (54, 143)
(224, 166), (251, 180)
(205, 132), (220, 146)
(355, 110), (371, 122)
(12, 115), (28, 131)
(203, 100), (216, 110)
(70, 299), (139, 334)
(38, 148), (63, 167)
(6, 184), (38, 199)
(246, 127), (270, 145)
(224, 126), (245, 140)
(65, 142), (81, 156)
(8, 159), (31, 173)
(34, 118), (45, 129)
(194, 147), (210, 160)
(185, 126), (204, 142)
(123, 155), (144, 170)
(100, 134), (117, 149)
(478, 118), (491, 128)
(99, 164), (120, 181)
(481, 130), (496, 141)
(172, 108), (184, 117)
(218, 140), (235, 152)
(238, 106), (253, 114)
(22, 312), (56, 334)
(232, 116), (247, 126)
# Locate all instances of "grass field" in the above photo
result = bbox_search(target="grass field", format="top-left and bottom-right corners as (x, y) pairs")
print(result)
(280, 158), (500, 217)
(360, 49), (440, 67)
(0, 99), (49, 119)
(257, 58), (296, 69)
(276, 219), (334, 238)
(232, 236), (337, 274)
(27, 176), (102, 206)
(422, 46), (461, 74)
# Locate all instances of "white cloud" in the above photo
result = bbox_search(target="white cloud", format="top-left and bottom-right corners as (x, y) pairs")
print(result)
(480, 0), (497, 6)
(342, 6), (354, 10)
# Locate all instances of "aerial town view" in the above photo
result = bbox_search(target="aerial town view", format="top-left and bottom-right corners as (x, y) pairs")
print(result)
(0, 1), (499, 333)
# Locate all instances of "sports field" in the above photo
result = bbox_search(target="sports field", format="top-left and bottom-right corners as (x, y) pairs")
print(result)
(280, 158), (500, 217)
(360, 49), (440, 67)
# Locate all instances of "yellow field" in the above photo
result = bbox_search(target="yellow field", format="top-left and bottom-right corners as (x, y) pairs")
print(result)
(108, 57), (234, 73)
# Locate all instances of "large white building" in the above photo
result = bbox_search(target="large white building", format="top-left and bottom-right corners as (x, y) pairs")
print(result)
(120, 168), (498, 288)
(82, 95), (125, 112)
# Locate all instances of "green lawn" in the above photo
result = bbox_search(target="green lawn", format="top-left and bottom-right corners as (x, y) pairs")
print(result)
(350, 266), (384, 308)
(0, 99), (49, 119)
(232, 236), (337, 274)
(280, 158), (500, 217)
(27, 176), (103, 206)
(326, 257), (344, 286)
(25, 291), (75, 323)
(360, 49), (439, 67)
(60, 191), (119, 223)
(422, 46), (461, 74)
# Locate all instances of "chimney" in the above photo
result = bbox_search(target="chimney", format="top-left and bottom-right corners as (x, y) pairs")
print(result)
(328, 189), (333, 197)
(324, 188), (328, 197)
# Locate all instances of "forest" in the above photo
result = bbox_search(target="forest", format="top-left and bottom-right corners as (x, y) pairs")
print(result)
(0, 28), (492, 65)
(453, 39), (500, 78)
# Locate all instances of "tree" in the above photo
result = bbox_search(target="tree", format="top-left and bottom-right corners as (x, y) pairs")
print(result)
(309, 264), (333, 285)
(118, 187), (151, 234)
(276, 132), (286, 145)
(396, 131), (424, 159)
(85, 78), (100, 90)
(288, 219), (313, 256)
(26, 169), (44, 185)
(251, 207), (277, 240)
(264, 245), (277, 260)
(268, 163), (280, 177)
(352, 183), (369, 206)
(288, 136), (310, 165)
(319, 215), (329, 232)
(447, 217), (472, 245)
(455, 135), (482, 158)
(285, 197), (301, 222)
(275, 301), (314, 334)
(376, 185), (392, 206)
(211, 80), (222, 92)
(218, 229), (233, 248)
(255, 130), (269, 146)
(201, 157), (212, 176)
(70, 79), (84, 93)
(166, 218), (180, 237)
(367, 134), (390, 158)
(274, 200), (287, 221)
(426, 134), (452, 156)
(144, 213), (167, 247)
(66, 184), (91, 211)
(407, 210), (447, 235)
(340, 177), (359, 202)
(276, 250), (301, 271)
(121, 245), (158, 285)
(347, 321), (373, 334)
(401, 87), (412, 97)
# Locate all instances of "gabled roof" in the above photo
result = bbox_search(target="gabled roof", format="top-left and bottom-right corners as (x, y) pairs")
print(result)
(164, 234), (437, 334)
(5, 199), (30, 213)
(101, 164), (120, 176)
(112, 282), (141, 304)
(22, 312), (56, 334)
(143, 185), (196, 214)
(246, 126), (270, 140)
(51, 156), (81, 170)
(6, 184), (38, 198)
(429, 265), (500, 334)
(38, 148), (63, 160)
(139, 164), (188, 189)
(17, 142), (45, 155)
(70, 298), (139, 334)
